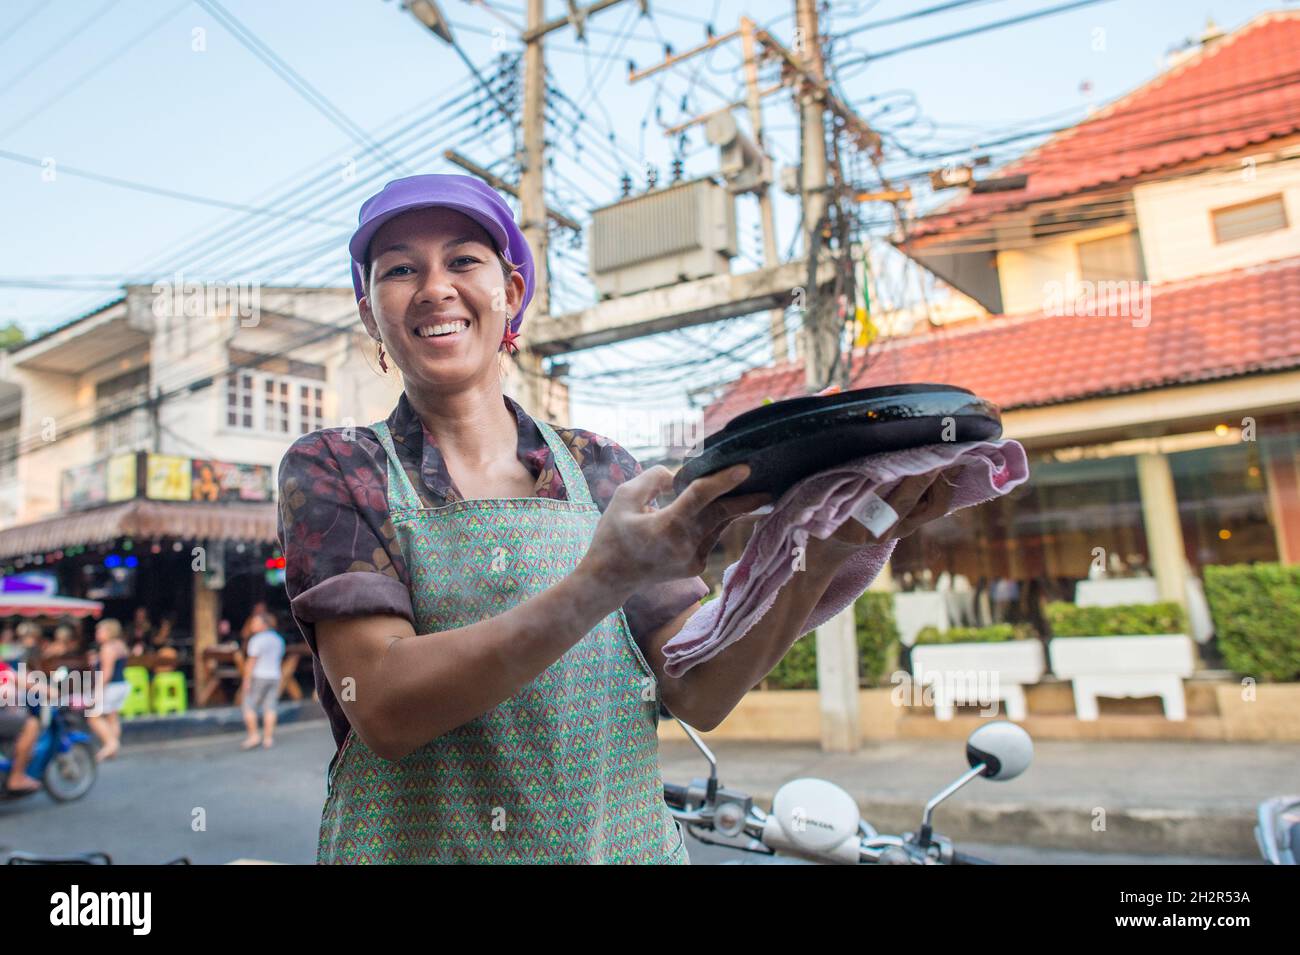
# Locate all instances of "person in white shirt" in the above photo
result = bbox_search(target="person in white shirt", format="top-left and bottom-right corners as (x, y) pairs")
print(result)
(241, 612), (286, 750)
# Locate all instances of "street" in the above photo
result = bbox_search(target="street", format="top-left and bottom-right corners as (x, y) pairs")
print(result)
(0, 722), (1257, 865)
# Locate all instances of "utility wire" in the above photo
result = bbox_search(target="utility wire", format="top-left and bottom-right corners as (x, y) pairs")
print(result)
(0, 0), (120, 99)
(0, 0), (191, 141)
(194, 0), (406, 174)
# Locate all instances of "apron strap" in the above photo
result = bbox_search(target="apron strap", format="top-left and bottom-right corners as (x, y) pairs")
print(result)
(534, 419), (594, 507)
(369, 420), (424, 512)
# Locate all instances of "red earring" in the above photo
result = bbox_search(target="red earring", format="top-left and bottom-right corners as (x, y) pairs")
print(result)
(500, 321), (520, 356)
(377, 340), (389, 373)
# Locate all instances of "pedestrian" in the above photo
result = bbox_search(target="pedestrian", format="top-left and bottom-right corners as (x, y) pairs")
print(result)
(86, 618), (129, 762)
(129, 607), (153, 647)
(132, 614), (178, 671)
(240, 611), (284, 750)
(241, 601), (269, 641)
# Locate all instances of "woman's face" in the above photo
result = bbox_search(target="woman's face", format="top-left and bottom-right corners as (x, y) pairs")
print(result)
(358, 207), (524, 394)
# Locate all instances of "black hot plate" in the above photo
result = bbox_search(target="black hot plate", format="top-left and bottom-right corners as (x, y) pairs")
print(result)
(672, 383), (1002, 499)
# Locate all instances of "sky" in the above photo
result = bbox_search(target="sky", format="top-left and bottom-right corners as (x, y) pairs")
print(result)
(0, 0), (1290, 450)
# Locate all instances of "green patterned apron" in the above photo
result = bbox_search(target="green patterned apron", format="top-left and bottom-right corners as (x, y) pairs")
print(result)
(317, 415), (689, 864)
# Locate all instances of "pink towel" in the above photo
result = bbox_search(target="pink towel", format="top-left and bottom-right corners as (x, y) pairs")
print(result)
(662, 439), (1030, 677)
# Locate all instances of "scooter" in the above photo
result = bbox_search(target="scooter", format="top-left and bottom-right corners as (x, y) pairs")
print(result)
(0, 668), (97, 804)
(663, 719), (1033, 864)
(1255, 795), (1300, 865)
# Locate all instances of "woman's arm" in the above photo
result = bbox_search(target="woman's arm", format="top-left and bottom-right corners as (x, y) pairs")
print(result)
(316, 551), (633, 761)
(315, 463), (758, 761)
(636, 535), (852, 729)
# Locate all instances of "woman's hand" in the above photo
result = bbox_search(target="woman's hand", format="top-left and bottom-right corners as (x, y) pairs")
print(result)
(581, 464), (772, 593)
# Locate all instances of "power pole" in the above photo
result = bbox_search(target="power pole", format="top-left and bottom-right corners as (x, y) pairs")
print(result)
(517, 0), (550, 419)
(795, 0), (835, 393)
(511, 0), (645, 422)
(739, 16), (789, 365)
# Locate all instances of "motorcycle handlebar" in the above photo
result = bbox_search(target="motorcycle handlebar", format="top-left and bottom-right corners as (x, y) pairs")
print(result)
(663, 783), (689, 810)
(663, 784), (999, 865)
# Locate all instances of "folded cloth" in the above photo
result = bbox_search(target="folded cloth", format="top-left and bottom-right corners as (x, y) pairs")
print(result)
(661, 439), (1030, 677)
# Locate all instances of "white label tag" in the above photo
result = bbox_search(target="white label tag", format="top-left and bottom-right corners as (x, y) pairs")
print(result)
(850, 492), (899, 538)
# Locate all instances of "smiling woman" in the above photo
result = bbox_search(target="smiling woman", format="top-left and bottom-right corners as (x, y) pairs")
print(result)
(277, 174), (949, 864)
(278, 174), (753, 864)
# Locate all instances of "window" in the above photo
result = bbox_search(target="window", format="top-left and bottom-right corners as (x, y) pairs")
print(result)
(1211, 194), (1288, 244)
(298, 384), (323, 435)
(226, 373), (254, 429)
(94, 367), (151, 455)
(1077, 230), (1146, 283)
(0, 417), (17, 483)
(225, 371), (326, 435)
(263, 378), (290, 434)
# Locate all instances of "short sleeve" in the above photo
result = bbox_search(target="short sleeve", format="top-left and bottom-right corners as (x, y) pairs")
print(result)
(276, 429), (415, 651)
(576, 435), (710, 641)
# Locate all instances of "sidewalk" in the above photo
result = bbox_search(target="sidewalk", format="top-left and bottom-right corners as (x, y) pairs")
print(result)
(657, 732), (1299, 859)
(117, 699), (326, 744)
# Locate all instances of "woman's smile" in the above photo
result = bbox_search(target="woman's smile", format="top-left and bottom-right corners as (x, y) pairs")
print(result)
(411, 316), (472, 347)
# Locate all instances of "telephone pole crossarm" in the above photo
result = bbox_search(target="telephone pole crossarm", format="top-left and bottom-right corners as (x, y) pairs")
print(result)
(522, 0), (642, 42)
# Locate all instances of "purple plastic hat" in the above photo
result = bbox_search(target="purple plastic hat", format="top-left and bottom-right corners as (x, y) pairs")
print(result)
(348, 174), (535, 336)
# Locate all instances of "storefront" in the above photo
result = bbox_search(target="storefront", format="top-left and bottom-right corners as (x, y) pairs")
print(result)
(0, 450), (289, 707)
(886, 409), (1300, 649)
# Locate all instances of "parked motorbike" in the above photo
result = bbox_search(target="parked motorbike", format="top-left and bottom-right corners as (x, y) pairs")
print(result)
(1255, 795), (1300, 865)
(0, 667), (97, 803)
(663, 719), (1033, 864)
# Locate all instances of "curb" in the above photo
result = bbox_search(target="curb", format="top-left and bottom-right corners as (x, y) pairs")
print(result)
(837, 795), (1256, 859)
(118, 700), (327, 744)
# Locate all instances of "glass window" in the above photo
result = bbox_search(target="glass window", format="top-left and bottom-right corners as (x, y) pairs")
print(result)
(298, 384), (323, 435)
(94, 367), (151, 454)
(1211, 194), (1287, 243)
(1170, 440), (1279, 571)
(1077, 230), (1146, 283)
(890, 455), (1149, 635)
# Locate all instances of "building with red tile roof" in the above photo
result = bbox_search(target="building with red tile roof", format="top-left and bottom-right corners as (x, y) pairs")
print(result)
(704, 11), (1300, 633)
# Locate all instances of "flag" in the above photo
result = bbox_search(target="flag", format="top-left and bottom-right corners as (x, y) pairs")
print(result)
(853, 250), (877, 348)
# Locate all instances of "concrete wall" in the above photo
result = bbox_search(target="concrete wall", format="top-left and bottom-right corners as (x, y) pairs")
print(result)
(660, 683), (1300, 743)
(995, 222), (1136, 316)
(1133, 152), (1300, 283)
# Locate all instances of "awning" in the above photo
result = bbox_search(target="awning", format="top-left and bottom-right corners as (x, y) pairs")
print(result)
(0, 500), (278, 561)
(0, 594), (103, 618)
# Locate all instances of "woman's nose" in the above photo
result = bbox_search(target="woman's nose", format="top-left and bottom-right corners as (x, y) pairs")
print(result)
(413, 265), (459, 305)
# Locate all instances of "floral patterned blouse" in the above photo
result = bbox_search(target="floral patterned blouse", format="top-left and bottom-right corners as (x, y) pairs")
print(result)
(277, 391), (709, 750)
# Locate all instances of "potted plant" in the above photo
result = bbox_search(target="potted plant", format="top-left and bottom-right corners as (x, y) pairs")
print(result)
(1045, 601), (1193, 721)
(909, 624), (1045, 721)
(763, 593), (900, 690)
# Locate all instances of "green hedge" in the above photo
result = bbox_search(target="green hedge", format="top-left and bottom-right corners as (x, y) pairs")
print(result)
(764, 592), (900, 689)
(914, 623), (1035, 645)
(1045, 601), (1186, 638)
(1203, 563), (1300, 682)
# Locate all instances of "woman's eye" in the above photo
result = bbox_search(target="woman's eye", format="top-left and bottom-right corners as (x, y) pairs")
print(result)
(451, 256), (479, 267)
(383, 265), (413, 277)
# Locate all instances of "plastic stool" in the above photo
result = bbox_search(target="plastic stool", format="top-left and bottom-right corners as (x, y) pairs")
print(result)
(152, 671), (188, 716)
(119, 666), (151, 719)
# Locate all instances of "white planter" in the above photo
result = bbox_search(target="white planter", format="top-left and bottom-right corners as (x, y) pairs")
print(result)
(893, 591), (949, 647)
(910, 640), (1046, 721)
(1049, 634), (1196, 721)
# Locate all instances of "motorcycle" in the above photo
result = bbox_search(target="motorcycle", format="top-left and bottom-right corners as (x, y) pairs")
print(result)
(663, 719), (1033, 864)
(1255, 795), (1300, 865)
(0, 667), (97, 804)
